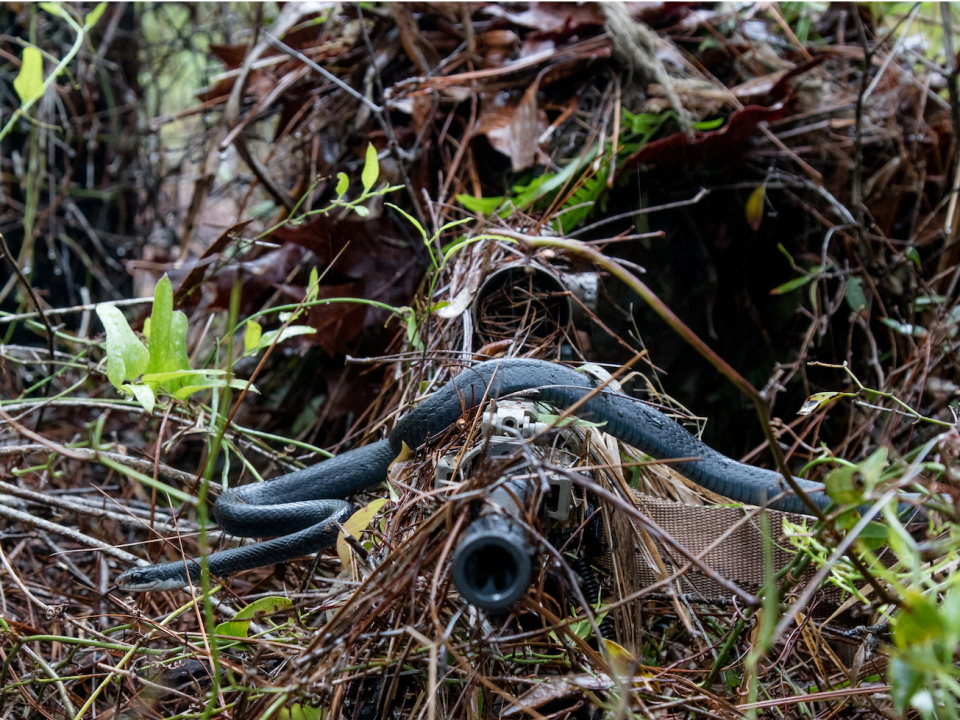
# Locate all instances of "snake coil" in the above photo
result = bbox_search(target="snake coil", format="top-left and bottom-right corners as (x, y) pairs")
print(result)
(116, 358), (842, 592)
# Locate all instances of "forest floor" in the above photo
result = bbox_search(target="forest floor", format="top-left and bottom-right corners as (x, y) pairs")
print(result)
(1, 3), (960, 719)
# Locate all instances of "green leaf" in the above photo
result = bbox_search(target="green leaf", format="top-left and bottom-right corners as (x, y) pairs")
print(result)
(353, 205), (370, 218)
(234, 595), (292, 622)
(335, 172), (349, 197)
(280, 704), (325, 720)
(439, 218), (473, 235)
(140, 369), (222, 383)
(361, 142), (379, 192)
(620, 109), (670, 136)
(776, 243), (795, 266)
(38, 2), (65, 18)
(769, 275), (813, 295)
(854, 520), (889, 551)
(745, 184), (765, 232)
(172, 379), (256, 400)
(217, 596), (293, 639)
(170, 311), (194, 389)
(880, 317), (927, 336)
(456, 194), (504, 215)
(249, 325), (316, 355)
(893, 590), (944, 649)
(402, 308), (422, 349)
(84, 2), (107, 28)
(145, 276), (180, 382)
(122, 384), (156, 414)
(824, 465), (865, 505)
(845, 276), (867, 313)
(890, 656), (925, 713)
(915, 295), (946, 308)
(692, 117), (724, 130)
(244, 320), (263, 354)
(14, 47), (44, 105)
(555, 171), (604, 231)
(214, 620), (250, 638)
(905, 246), (921, 268)
(306, 267), (319, 303)
(942, 585), (960, 634)
(859, 446), (887, 488)
(512, 143), (601, 211)
(96, 305), (149, 389)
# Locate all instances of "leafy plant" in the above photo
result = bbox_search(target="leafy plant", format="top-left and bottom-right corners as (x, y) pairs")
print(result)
(243, 268), (319, 357)
(781, 437), (960, 717)
(456, 108), (670, 231)
(257, 142), (403, 238)
(2, 2), (107, 142)
(799, 361), (954, 427)
(96, 276), (247, 412)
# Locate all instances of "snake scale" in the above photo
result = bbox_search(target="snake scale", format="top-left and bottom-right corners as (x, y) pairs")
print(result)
(116, 358), (841, 591)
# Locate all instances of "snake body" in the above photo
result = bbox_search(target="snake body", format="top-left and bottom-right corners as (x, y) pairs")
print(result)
(116, 359), (836, 591)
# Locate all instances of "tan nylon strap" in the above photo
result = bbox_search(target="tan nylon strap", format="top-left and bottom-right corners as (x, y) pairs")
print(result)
(605, 494), (845, 610)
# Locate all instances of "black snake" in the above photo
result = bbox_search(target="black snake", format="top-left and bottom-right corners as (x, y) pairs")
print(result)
(115, 359), (852, 591)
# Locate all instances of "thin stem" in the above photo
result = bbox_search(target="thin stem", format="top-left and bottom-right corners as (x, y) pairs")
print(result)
(0, 233), (55, 380)
(851, 8), (874, 263)
(237, 296), (408, 333)
(809, 361), (954, 427)
(522, 235), (828, 517)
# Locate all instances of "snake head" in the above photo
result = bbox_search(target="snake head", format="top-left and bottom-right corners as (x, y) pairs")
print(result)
(115, 567), (152, 592)
(116, 566), (185, 593)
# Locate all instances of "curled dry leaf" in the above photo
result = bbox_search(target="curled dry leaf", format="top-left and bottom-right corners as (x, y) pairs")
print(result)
(798, 391), (852, 416)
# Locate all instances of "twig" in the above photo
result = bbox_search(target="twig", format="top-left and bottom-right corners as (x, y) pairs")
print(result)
(0, 503), (144, 566)
(23, 644), (78, 717)
(0, 233), (55, 380)
(568, 188), (710, 238)
(262, 31), (382, 113)
(0, 444), (196, 485)
(862, 3), (922, 104)
(851, 9), (875, 263)
(354, 5), (430, 230)
(0, 480), (214, 538)
(0, 296), (152, 324)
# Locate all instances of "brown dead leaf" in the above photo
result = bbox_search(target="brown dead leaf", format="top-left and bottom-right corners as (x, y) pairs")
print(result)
(209, 43), (248, 70)
(269, 215), (423, 355)
(481, 2), (688, 41)
(620, 104), (787, 176)
(482, 2), (605, 35)
(173, 220), (253, 309)
(205, 243), (310, 315)
(477, 85), (548, 171)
